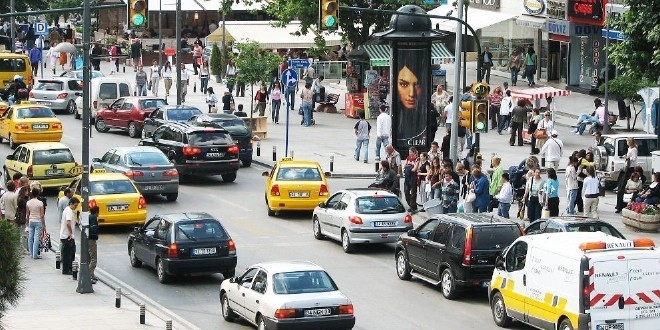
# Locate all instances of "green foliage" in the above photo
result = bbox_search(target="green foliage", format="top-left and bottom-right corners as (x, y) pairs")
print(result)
(210, 43), (223, 76)
(0, 0), (47, 17)
(0, 221), (24, 325)
(230, 41), (281, 87)
(599, 75), (657, 102)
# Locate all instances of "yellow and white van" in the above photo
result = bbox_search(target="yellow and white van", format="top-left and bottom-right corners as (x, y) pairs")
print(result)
(489, 232), (660, 330)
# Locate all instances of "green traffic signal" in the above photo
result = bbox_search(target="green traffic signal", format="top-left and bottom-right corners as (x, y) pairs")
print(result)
(132, 14), (146, 26)
(325, 15), (336, 27)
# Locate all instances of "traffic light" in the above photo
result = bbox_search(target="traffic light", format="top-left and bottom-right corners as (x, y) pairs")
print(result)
(471, 82), (489, 99)
(128, 0), (148, 29)
(319, 0), (339, 31)
(472, 99), (489, 133)
(459, 101), (472, 129)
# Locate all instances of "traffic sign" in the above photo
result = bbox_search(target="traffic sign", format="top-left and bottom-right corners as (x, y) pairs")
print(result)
(281, 69), (299, 88)
(34, 22), (49, 36)
(288, 59), (310, 69)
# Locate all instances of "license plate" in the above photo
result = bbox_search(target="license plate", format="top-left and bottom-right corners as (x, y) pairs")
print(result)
(38, 101), (51, 106)
(192, 247), (217, 256)
(107, 204), (129, 212)
(289, 191), (309, 198)
(304, 308), (331, 317)
(206, 152), (224, 158)
(143, 185), (164, 191)
(597, 324), (624, 330)
(32, 123), (49, 130)
(45, 169), (64, 175)
(374, 221), (396, 227)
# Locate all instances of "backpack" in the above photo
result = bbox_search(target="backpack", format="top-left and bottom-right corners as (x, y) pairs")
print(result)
(88, 214), (99, 240)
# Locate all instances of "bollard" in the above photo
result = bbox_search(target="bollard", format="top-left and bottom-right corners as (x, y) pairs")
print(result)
(55, 250), (61, 269)
(72, 260), (78, 280)
(115, 288), (122, 308)
(541, 157), (546, 168)
(123, 66), (125, 73)
(290, 150), (294, 159)
(256, 141), (261, 156)
(375, 161), (379, 173)
(166, 320), (173, 330)
(193, 82), (197, 93)
(272, 146), (276, 161)
(139, 304), (146, 324)
(330, 155), (334, 172)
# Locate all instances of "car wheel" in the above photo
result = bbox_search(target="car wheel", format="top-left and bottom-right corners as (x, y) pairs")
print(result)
(165, 193), (178, 202)
(74, 108), (81, 119)
(128, 122), (139, 138)
(222, 172), (237, 183)
(156, 257), (171, 284)
(491, 292), (512, 327)
(341, 229), (354, 253)
(241, 158), (252, 167)
(256, 315), (267, 330)
(267, 205), (275, 217)
(441, 268), (458, 300)
(313, 216), (324, 240)
(221, 293), (237, 322)
(222, 268), (235, 279)
(95, 118), (110, 133)
(67, 100), (76, 115)
(395, 251), (412, 280)
(8, 134), (17, 149)
(559, 319), (574, 330)
(129, 244), (142, 268)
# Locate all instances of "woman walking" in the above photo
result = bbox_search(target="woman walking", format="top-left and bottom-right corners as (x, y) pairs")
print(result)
(488, 87), (503, 130)
(524, 46), (537, 87)
(524, 168), (545, 222)
(271, 82), (282, 124)
(205, 87), (218, 113)
(254, 84), (269, 116)
(199, 60), (210, 94)
(583, 167), (601, 218)
(427, 157), (442, 200)
(507, 49), (521, 86)
(565, 156), (579, 215)
(162, 61), (173, 97)
(226, 60), (237, 94)
(26, 188), (45, 259)
(545, 168), (560, 216)
(150, 60), (161, 96)
(528, 108), (541, 154)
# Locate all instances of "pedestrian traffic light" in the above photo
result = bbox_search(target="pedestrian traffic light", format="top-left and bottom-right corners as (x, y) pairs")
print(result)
(459, 101), (472, 129)
(472, 99), (489, 133)
(128, 0), (148, 29)
(471, 82), (489, 99)
(319, 0), (339, 31)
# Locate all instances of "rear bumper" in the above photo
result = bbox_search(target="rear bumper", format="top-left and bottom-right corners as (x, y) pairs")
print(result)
(12, 131), (63, 143)
(263, 315), (356, 330)
(163, 255), (237, 275)
(455, 266), (496, 287)
(31, 99), (69, 110)
(348, 226), (412, 244)
(176, 160), (240, 176)
(29, 176), (77, 188)
(97, 210), (147, 226)
(135, 181), (179, 195)
(268, 197), (328, 212)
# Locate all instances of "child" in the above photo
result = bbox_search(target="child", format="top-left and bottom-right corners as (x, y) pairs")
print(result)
(495, 173), (514, 218)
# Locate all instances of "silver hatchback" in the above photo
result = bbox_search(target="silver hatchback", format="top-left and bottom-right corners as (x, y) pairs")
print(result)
(91, 146), (180, 201)
(313, 188), (413, 253)
(29, 78), (82, 114)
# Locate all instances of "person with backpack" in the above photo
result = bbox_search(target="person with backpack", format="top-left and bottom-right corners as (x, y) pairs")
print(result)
(87, 205), (100, 284)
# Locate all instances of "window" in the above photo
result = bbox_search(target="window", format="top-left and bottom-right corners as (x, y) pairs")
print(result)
(152, 127), (166, 140)
(160, 127), (175, 141)
(108, 152), (121, 165)
(139, 99), (166, 109)
(17, 147), (28, 163)
(335, 194), (352, 211)
(239, 268), (259, 288)
(67, 80), (83, 91)
(251, 270), (268, 294)
(11, 147), (23, 163)
(121, 101), (133, 111)
(525, 220), (547, 234)
(175, 220), (228, 241)
(16, 107), (55, 119)
(99, 83), (118, 99)
(125, 152), (170, 166)
(417, 219), (439, 240)
(637, 138), (657, 157)
(213, 118), (248, 129)
(355, 196), (405, 214)
(187, 131), (232, 145)
(100, 150), (115, 163)
(505, 242), (528, 272)
(119, 83), (131, 97)
(32, 149), (75, 165)
(275, 167), (322, 181)
(432, 221), (451, 245)
(325, 193), (343, 209)
(144, 218), (160, 232)
(450, 226), (466, 249)
(154, 219), (171, 240)
(166, 108), (203, 121)
(89, 180), (137, 195)
(171, 129), (183, 143)
(544, 220), (563, 233)
(34, 81), (64, 91)
(472, 226), (521, 250)
(272, 271), (338, 294)
(0, 58), (27, 71)
(151, 109), (164, 120)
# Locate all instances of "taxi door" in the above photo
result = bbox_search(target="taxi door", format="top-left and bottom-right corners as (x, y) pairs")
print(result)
(497, 240), (528, 322)
(0, 108), (12, 139)
(5, 146), (28, 178)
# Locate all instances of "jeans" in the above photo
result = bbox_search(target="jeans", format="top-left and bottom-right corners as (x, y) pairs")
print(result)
(527, 197), (542, 221)
(566, 188), (578, 214)
(28, 221), (43, 259)
(151, 77), (160, 96)
(509, 122), (523, 146)
(525, 65), (536, 85)
(60, 238), (76, 274)
(302, 101), (312, 126)
(510, 68), (518, 85)
(576, 114), (599, 134)
(285, 88), (296, 111)
(272, 99), (281, 123)
(200, 76), (209, 94)
(404, 181), (417, 211)
(355, 138), (369, 162)
(498, 202), (511, 218)
(375, 136), (389, 160)
(136, 84), (147, 96)
(498, 115), (510, 133)
(483, 63), (492, 84)
(88, 239), (98, 279)
(226, 74), (235, 93)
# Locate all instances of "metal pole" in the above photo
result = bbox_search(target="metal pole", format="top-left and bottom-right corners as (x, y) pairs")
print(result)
(222, 1), (226, 77)
(449, 4), (463, 164)
(462, 3), (467, 90)
(158, 0), (162, 67)
(10, 0), (15, 53)
(603, 7), (611, 134)
(40, 36), (44, 79)
(176, 0), (182, 105)
(77, 0), (93, 294)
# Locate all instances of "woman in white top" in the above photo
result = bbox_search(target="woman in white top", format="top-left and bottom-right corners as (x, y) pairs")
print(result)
(498, 90), (513, 134)
(26, 188), (45, 259)
(205, 86), (218, 113)
(624, 137), (638, 170)
(430, 85), (449, 113)
(149, 60), (161, 96)
(535, 111), (554, 152)
(225, 60), (237, 93)
(582, 167), (600, 218)
(162, 61), (173, 97)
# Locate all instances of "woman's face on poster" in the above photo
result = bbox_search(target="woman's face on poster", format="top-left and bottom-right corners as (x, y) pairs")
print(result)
(397, 65), (420, 110)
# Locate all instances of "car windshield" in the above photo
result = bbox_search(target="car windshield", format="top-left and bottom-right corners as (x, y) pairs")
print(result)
(276, 167), (322, 181)
(16, 107), (56, 119)
(187, 131), (233, 146)
(34, 81), (64, 91)
(125, 151), (170, 166)
(175, 220), (228, 242)
(89, 180), (137, 195)
(166, 108), (203, 121)
(472, 226), (521, 250)
(139, 99), (167, 109)
(566, 223), (625, 239)
(355, 196), (405, 214)
(212, 118), (247, 128)
(272, 270), (338, 294)
(33, 149), (75, 165)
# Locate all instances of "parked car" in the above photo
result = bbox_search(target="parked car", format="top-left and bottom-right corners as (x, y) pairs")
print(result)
(74, 77), (132, 120)
(524, 216), (626, 239)
(4, 142), (81, 188)
(262, 157), (330, 216)
(128, 212), (237, 283)
(59, 70), (105, 79)
(28, 78), (82, 114)
(220, 261), (355, 330)
(95, 97), (167, 138)
(138, 122), (240, 182)
(313, 188), (413, 253)
(0, 102), (63, 149)
(92, 146), (179, 201)
(395, 213), (523, 299)
(594, 133), (657, 187)
(189, 113), (254, 167)
(141, 105), (203, 138)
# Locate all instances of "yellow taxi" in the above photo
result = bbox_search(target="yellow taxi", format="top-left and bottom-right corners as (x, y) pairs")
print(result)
(3, 142), (82, 188)
(0, 101), (8, 116)
(58, 169), (147, 226)
(262, 157), (330, 216)
(0, 101), (63, 149)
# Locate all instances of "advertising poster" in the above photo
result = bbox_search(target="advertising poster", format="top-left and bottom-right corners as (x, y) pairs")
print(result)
(394, 47), (430, 150)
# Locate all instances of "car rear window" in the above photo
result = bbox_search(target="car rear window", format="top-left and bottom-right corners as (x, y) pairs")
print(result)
(99, 83), (118, 99)
(90, 180), (137, 195)
(355, 196), (405, 214)
(213, 118), (247, 128)
(472, 225), (521, 250)
(272, 270), (338, 294)
(175, 220), (227, 242)
(125, 151), (170, 166)
(566, 224), (625, 239)
(187, 131), (233, 145)
(0, 57), (27, 72)
(139, 99), (166, 109)
(34, 81), (64, 91)
(166, 108), (203, 121)
(276, 167), (322, 181)
(16, 107), (56, 119)
(33, 149), (75, 165)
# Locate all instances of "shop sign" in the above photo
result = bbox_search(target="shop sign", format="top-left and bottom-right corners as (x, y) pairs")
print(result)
(523, 0), (546, 16)
(572, 24), (601, 36)
(547, 0), (567, 20)
(469, 0), (500, 10)
(546, 19), (570, 36)
(567, 0), (607, 26)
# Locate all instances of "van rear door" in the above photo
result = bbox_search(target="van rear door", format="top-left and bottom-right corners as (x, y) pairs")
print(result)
(589, 257), (630, 330)
(627, 254), (660, 329)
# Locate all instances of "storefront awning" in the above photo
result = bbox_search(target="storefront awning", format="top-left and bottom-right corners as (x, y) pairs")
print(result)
(223, 21), (342, 49)
(205, 25), (234, 45)
(147, 0), (264, 12)
(360, 43), (454, 66)
(515, 15), (546, 30)
(428, 5), (516, 35)
(511, 87), (572, 100)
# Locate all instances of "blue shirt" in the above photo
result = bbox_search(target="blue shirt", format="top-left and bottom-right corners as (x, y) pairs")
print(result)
(545, 178), (559, 198)
(29, 47), (41, 63)
(473, 175), (491, 208)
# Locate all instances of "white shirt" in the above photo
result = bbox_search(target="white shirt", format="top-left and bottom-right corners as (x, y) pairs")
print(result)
(376, 112), (392, 137)
(150, 65), (161, 78)
(59, 206), (76, 239)
(538, 118), (554, 131)
(495, 181), (514, 204)
(500, 96), (513, 116)
(565, 165), (578, 190)
(444, 103), (453, 124)
(180, 68), (189, 81)
(540, 137), (563, 162)
(583, 176), (601, 196)
(162, 66), (172, 78)
(626, 146), (638, 164)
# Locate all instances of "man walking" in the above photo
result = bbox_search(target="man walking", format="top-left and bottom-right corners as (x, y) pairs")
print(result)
(540, 130), (564, 171)
(354, 110), (371, 163)
(480, 46), (493, 84)
(375, 104), (391, 161)
(57, 188), (73, 223)
(509, 99), (526, 146)
(60, 197), (80, 275)
(135, 65), (148, 96)
(28, 44), (41, 77)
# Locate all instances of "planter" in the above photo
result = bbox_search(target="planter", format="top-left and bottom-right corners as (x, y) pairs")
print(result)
(622, 216), (660, 232)
(621, 208), (640, 221)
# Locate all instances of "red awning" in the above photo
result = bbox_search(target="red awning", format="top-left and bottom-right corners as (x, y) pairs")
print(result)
(510, 87), (572, 100)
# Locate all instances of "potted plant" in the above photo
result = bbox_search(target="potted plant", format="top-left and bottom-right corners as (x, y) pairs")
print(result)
(621, 202), (660, 232)
(210, 43), (222, 83)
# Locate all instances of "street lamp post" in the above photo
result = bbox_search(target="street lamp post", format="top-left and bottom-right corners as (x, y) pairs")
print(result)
(176, 0), (181, 105)
(221, 0), (226, 77)
(603, 6), (611, 134)
(158, 0), (162, 67)
(462, 2), (468, 90)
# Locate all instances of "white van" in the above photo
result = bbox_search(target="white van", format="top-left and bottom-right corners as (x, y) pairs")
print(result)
(594, 133), (658, 186)
(489, 232), (660, 330)
(74, 77), (132, 121)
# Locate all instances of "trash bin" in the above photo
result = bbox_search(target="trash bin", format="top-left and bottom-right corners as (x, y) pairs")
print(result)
(423, 199), (443, 215)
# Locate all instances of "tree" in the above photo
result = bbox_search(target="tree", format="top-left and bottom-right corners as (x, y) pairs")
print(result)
(0, 0), (47, 19)
(230, 40), (281, 112)
(600, 75), (657, 130)
(210, 43), (223, 78)
(0, 221), (24, 328)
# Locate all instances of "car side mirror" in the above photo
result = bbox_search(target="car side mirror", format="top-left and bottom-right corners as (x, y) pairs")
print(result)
(229, 277), (236, 283)
(5, 155), (14, 160)
(59, 185), (67, 191)
(495, 255), (505, 270)
(261, 171), (269, 177)
(91, 157), (101, 163)
(407, 229), (416, 237)
(324, 172), (332, 177)
(133, 226), (141, 233)
(318, 202), (326, 208)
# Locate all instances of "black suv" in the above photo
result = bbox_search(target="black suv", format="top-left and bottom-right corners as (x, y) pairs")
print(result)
(142, 105), (204, 138)
(138, 122), (240, 182)
(189, 113), (254, 167)
(395, 213), (522, 299)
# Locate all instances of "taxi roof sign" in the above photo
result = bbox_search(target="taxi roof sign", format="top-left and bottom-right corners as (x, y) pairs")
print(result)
(281, 157), (294, 161)
(92, 168), (106, 173)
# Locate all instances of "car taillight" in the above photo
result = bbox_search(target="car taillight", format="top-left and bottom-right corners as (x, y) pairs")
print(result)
(167, 243), (179, 258)
(348, 216), (363, 224)
(227, 145), (239, 154)
(123, 170), (144, 179)
(93, 100), (97, 109)
(163, 169), (178, 177)
(15, 123), (29, 130)
(138, 196), (146, 209)
(57, 93), (68, 99)
(404, 214), (413, 223)
(51, 123), (62, 129)
(319, 184), (329, 196)
(88, 199), (97, 209)
(463, 227), (473, 266)
(26, 165), (33, 178)
(274, 309), (296, 319)
(28, 92), (34, 98)
(182, 146), (202, 156)
(270, 184), (280, 196)
(228, 239), (236, 255)
(338, 304), (354, 315)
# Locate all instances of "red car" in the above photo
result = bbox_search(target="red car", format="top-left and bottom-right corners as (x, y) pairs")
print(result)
(95, 97), (167, 138)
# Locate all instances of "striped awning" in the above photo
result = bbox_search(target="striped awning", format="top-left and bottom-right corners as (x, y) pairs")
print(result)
(360, 43), (454, 66)
(511, 87), (572, 100)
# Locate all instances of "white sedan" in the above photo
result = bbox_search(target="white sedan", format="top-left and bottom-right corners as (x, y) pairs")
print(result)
(220, 261), (355, 330)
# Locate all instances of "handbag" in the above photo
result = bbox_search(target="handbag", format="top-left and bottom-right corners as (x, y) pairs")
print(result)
(210, 106), (218, 113)
(40, 230), (52, 252)
(541, 207), (550, 218)
(518, 203), (526, 219)
(599, 179), (606, 197)
(623, 193), (634, 203)
(229, 97), (235, 111)
(533, 128), (548, 139)
(147, 80), (152, 90)
(466, 191), (476, 203)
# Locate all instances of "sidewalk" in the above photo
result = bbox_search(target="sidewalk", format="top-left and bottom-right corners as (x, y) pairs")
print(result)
(2, 251), (184, 330)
